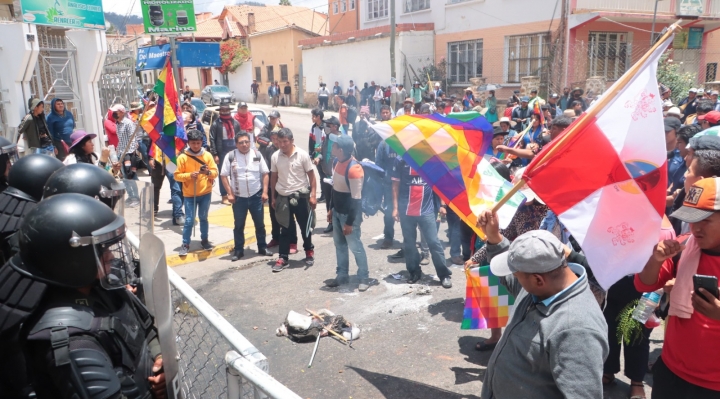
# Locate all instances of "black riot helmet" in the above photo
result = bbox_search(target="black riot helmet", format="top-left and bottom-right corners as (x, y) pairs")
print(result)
(0, 136), (19, 164)
(13, 193), (135, 290)
(7, 154), (63, 201)
(43, 163), (125, 209)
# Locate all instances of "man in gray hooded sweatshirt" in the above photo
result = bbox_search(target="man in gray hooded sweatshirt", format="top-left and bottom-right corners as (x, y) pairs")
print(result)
(477, 209), (608, 399)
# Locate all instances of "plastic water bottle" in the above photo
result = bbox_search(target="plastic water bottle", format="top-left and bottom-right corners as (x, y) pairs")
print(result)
(631, 289), (663, 324)
(108, 145), (118, 163)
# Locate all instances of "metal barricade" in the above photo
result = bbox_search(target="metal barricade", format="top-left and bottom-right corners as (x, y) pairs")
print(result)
(126, 228), (298, 399)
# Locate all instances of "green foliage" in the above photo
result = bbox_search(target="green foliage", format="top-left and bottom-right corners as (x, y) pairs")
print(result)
(616, 299), (643, 346)
(46, 7), (59, 22)
(417, 57), (447, 85)
(218, 40), (251, 75)
(657, 52), (697, 104)
(279, 0), (292, 5)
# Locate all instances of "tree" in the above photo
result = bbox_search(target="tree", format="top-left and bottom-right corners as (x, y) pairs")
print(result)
(279, 0), (292, 5)
(217, 40), (250, 75)
(106, 24), (117, 34)
(657, 51), (696, 104)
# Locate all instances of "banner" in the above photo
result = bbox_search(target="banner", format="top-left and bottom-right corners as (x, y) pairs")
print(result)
(137, 44), (172, 71)
(140, 0), (197, 34)
(21, 0), (105, 30)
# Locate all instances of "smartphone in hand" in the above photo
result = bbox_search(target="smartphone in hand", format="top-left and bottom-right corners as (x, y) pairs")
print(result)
(693, 274), (720, 301)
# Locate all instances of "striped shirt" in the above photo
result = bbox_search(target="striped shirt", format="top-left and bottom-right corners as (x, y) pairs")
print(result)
(116, 117), (138, 155)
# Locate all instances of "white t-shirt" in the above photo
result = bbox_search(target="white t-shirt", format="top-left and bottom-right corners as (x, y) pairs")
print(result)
(220, 149), (268, 198)
(270, 146), (313, 196)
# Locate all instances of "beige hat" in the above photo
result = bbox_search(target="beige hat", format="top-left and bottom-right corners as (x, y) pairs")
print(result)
(666, 106), (682, 117)
(465, 87), (474, 92)
(404, 97), (414, 103)
(493, 116), (516, 127)
(563, 109), (576, 118)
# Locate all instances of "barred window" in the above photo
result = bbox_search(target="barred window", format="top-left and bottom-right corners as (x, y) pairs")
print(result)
(266, 66), (274, 83)
(340, 0), (347, 12)
(588, 32), (629, 81)
(506, 33), (550, 83)
(280, 64), (288, 82)
(255, 67), (261, 82)
(448, 39), (483, 84)
(404, 0), (430, 12)
(367, 0), (388, 20)
(333, 1), (338, 14)
(350, 0), (356, 10)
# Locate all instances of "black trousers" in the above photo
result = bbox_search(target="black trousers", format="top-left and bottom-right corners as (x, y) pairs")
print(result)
(150, 162), (165, 213)
(652, 357), (720, 399)
(318, 168), (332, 213)
(279, 196), (313, 259)
(603, 276), (652, 382)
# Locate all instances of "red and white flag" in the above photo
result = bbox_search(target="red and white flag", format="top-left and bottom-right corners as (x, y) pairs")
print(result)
(523, 34), (673, 289)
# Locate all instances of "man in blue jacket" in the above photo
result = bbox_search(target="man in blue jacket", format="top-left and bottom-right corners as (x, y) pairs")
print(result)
(46, 98), (75, 159)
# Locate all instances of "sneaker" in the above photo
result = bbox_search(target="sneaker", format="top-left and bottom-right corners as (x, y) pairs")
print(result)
(200, 240), (213, 251)
(358, 279), (372, 292)
(318, 196), (326, 203)
(289, 244), (298, 254)
(441, 277), (453, 289)
(407, 273), (422, 284)
(305, 250), (315, 266)
(420, 252), (430, 265)
(388, 249), (404, 259)
(325, 276), (349, 288)
(267, 239), (279, 248)
(125, 198), (140, 208)
(174, 216), (185, 226)
(323, 224), (333, 234)
(178, 244), (189, 256)
(258, 248), (274, 257)
(380, 239), (393, 249)
(450, 256), (464, 265)
(231, 250), (244, 262)
(272, 258), (289, 272)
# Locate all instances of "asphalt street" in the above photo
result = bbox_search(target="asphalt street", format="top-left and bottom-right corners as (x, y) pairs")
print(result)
(146, 102), (663, 398)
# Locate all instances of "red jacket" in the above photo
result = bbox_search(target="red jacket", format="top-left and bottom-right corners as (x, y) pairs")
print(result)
(104, 109), (118, 147)
(234, 111), (255, 132)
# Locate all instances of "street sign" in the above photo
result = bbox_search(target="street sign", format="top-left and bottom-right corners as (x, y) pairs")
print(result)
(175, 42), (221, 68)
(136, 42), (220, 71)
(136, 44), (172, 71)
(140, 0), (197, 34)
(20, 0), (105, 30)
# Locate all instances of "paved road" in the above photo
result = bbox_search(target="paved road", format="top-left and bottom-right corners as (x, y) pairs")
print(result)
(148, 104), (662, 398)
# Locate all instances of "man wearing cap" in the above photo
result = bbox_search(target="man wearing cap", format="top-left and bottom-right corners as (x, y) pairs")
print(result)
(326, 135), (372, 291)
(547, 93), (560, 118)
(710, 90), (720, 112)
(210, 104), (243, 205)
(636, 177), (720, 398)
(666, 106), (682, 119)
(494, 117), (516, 138)
(234, 102), (257, 148)
(698, 110), (720, 130)
(317, 116), (343, 234)
(679, 88), (698, 122)
(396, 98), (414, 116)
(476, 210), (608, 399)
(433, 82), (443, 100)
(511, 96), (532, 132)
(110, 103), (141, 207)
(568, 87), (587, 111)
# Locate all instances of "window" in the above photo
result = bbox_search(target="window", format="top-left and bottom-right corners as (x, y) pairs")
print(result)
(280, 64), (288, 82)
(448, 39), (483, 84)
(350, 0), (355, 10)
(255, 67), (261, 82)
(340, 0), (346, 12)
(707, 63), (717, 82)
(143, 74), (148, 84)
(404, 0), (429, 12)
(266, 66), (274, 82)
(506, 33), (550, 83)
(367, 0), (388, 20)
(333, 1), (338, 14)
(587, 32), (629, 81)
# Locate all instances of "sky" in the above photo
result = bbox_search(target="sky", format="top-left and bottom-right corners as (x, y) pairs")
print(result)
(102, 0), (328, 18)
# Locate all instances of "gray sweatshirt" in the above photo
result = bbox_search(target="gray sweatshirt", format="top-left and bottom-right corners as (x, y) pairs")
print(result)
(481, 237), (608, 399)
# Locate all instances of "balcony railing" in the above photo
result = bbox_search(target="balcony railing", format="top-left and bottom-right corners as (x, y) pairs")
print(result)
(574, 0), (672, 14)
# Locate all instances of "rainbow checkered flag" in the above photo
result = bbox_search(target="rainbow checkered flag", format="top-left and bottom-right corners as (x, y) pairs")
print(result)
(462, 266), (515, 330)
(140, 57), (187, 172)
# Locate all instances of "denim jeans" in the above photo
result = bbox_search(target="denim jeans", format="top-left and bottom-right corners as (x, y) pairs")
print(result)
(182, 193), (211, 244)
(446, 209), (464, 258)
(232, 190), (267, 252)
(166, 172), (184, 218)
(121, 166), (140, 201)
(382, 182), (395, 241)
(332, 211), (368, 279)
(374, 100), (381, 115)
(399, 212), (451, 279)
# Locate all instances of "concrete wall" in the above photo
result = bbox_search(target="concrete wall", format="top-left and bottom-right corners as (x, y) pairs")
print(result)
(227, 61), (254, 102)
(301, 30), (434, 104)
(0, 23), (38, 141)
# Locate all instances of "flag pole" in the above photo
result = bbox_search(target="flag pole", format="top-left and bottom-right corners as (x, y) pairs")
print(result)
(490, 20), (682, 214)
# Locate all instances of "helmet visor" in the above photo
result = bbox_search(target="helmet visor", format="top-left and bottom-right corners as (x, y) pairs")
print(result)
(94, 236), (136, 290)
(1, 143), (19, 164)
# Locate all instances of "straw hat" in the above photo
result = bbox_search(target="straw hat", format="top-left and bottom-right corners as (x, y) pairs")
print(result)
(493, 117), (517, 127)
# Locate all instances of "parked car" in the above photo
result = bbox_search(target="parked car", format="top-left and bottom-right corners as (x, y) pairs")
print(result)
(190, 98), (206, 115)
(200, 85), (236, 106)
(201, 107), (268, 139)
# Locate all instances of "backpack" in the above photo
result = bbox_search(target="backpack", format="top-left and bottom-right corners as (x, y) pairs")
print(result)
(337, 159), (385, 218)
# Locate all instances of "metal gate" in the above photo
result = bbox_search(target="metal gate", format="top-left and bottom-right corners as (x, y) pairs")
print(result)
(99, 44), (139, 112)
(29, 26), (84, 129)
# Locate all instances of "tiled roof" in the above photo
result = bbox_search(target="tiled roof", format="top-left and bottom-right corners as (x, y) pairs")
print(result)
(195, 18), (224, 38)
(222, 5), (328, 36)
(125, 24), (145, 36)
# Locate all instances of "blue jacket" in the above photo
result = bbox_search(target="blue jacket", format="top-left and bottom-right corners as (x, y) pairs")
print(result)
(46, 98), (75, 144)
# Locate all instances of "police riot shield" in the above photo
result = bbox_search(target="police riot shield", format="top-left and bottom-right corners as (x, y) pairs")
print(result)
(118, 178), (154, 237)
(140, 233), (180, 399)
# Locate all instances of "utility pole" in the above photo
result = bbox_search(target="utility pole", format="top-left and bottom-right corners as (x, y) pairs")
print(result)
(169, 35), (183, 94)
(650, 0), (661, 44)
(390, 0), (396, 79)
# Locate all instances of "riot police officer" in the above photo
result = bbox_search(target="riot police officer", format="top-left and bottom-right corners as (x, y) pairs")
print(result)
(0, 135), (19, 193)
(0, 154), (63, 263)
(43, 162), (126, 210)
(0, 194), (166, 398)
